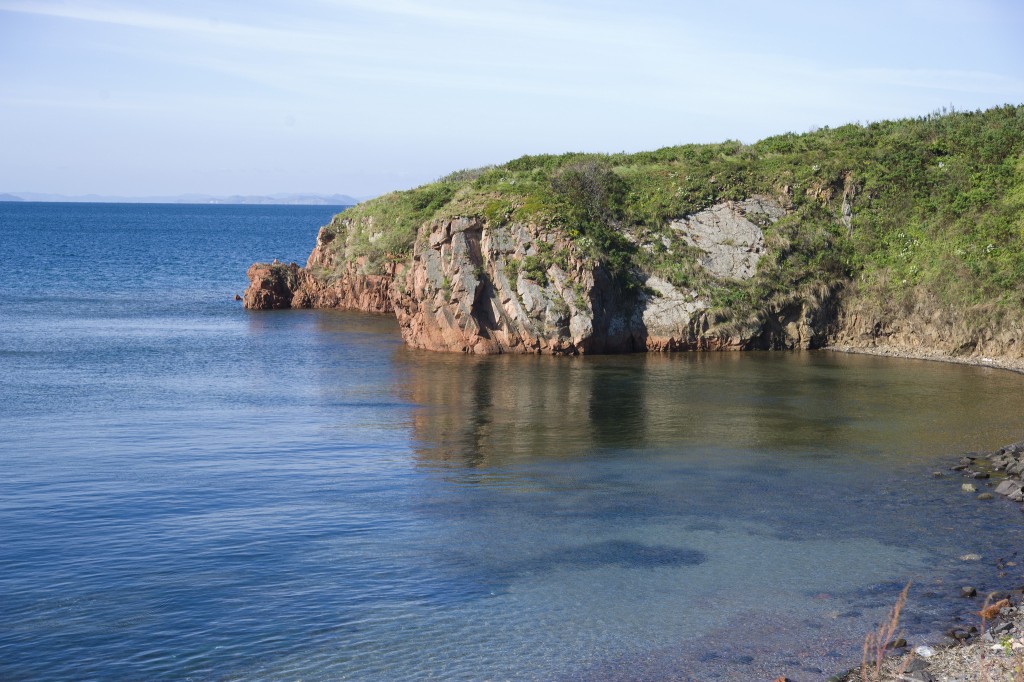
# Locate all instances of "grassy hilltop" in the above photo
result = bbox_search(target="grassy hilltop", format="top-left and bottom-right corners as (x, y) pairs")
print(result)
(318, 105), (1024, 343)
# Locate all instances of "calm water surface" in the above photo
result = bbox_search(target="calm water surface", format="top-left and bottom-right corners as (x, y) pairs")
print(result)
(2, 203), (1024, 681)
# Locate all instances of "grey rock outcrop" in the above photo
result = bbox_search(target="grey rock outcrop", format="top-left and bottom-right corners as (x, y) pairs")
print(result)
(669, 198), (785, 280)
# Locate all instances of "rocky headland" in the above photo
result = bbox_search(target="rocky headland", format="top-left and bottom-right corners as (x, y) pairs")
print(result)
(244, 106), (1024, 368)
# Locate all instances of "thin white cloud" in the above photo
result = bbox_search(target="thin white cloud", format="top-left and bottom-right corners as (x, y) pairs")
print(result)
(0, 0), (632, 50)
(0, 0), (268, 37)
(314, 0), (619, 38)
(3, 0), (1022, 196)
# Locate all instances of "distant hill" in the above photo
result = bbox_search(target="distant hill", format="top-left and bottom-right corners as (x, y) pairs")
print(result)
(1, 192), (365, 205)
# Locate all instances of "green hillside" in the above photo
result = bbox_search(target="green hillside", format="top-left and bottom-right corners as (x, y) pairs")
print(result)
(322, 105), (1024, 333)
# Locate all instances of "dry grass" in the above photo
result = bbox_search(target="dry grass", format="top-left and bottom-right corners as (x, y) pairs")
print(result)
(834, 585), (1024, 682)
(860, 582), (912, 682)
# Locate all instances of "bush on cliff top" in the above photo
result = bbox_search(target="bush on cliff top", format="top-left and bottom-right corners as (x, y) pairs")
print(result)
(324, 104), (1024, 322)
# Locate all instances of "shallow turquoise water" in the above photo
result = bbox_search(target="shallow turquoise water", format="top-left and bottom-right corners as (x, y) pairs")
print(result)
(2, 203), (1023, 681)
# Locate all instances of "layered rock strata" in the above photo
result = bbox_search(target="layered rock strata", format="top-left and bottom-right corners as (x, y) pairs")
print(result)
(244, 198), (842, 354)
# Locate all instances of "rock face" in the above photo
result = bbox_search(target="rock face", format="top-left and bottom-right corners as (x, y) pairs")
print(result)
(390, 216), (751, 354)
(244, 197), (837, 354)
(831, 287), (1024, 365)
(243, 228), (396, 313)
(244, 262), (302, 310)
(392, 217), (593, 354)
(669, 198), (784, 280)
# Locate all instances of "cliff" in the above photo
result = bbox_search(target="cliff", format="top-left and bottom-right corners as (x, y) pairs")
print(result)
(245, 105), (1024, 362)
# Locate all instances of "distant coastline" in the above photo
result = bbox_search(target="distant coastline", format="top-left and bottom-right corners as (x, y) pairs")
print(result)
(0, 192), (367, 206)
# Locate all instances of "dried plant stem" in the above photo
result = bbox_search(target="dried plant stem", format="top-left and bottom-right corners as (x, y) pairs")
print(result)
(980, 593), (991, 682)
(861, 582), (912, 682)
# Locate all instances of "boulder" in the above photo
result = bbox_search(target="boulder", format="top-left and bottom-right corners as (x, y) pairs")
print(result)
(996, 479), (1023, 497)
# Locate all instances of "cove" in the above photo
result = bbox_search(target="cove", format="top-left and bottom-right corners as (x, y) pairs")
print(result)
(2, 204), (1023, 681)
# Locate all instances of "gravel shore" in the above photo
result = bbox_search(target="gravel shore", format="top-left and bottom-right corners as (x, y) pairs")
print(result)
(826, 345), (1024, 376)
(832, 601), (1024, 682)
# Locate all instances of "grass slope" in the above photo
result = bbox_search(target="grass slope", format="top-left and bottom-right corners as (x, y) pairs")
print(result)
(325, 105), (1024, 331)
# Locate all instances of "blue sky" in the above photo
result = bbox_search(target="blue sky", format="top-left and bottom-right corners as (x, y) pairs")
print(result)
(2, 0), (1022, 198)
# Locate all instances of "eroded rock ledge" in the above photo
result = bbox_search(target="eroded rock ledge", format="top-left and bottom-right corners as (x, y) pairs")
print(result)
(830, 287), (1024, 369)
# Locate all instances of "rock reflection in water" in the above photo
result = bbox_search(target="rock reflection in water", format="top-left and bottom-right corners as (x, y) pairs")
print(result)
(397, 353), (603, 468)
(395, 349), (1024, 472)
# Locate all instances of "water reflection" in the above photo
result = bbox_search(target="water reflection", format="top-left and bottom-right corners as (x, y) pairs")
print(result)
(373, 344), (1024, 680)
(394, 349), (1024, 472)
(396, 353), (602, 467)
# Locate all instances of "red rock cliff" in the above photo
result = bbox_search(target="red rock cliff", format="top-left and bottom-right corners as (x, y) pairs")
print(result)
(245, 199), (841, 354)
(244, 226), (397, 313)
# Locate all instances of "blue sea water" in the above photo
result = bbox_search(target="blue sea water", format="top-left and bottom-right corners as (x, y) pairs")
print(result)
(2, 202), (1024, 681)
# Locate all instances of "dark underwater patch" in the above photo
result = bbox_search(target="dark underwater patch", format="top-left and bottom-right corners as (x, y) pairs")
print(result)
(527, 540), (706, 570)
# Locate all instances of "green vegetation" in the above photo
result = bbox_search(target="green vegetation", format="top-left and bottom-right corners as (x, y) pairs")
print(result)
(323, 105), (1024, 325)
(514, 240), (571, 287)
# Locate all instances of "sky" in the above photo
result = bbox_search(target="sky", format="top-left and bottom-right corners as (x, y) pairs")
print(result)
(2, 0), (1023, 198)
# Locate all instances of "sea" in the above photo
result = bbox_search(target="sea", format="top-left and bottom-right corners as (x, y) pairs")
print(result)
(2, 202), (1023, 681)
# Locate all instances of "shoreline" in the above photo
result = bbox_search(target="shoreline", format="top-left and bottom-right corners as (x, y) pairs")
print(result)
(813, 440), (1024, 682)
(831, 598), (1024, 682)
(825, 344), (1024, 376)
